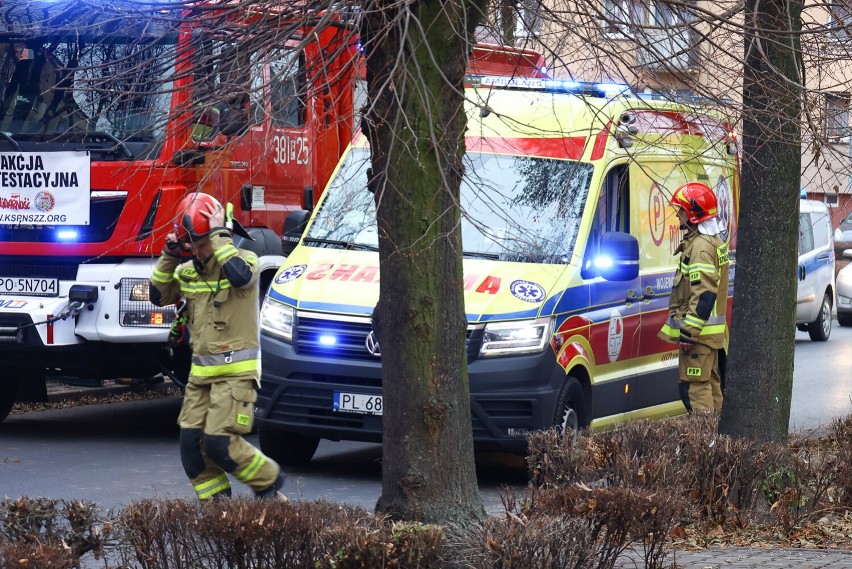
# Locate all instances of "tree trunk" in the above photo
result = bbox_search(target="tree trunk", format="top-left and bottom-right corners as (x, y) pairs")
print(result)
(719, 0), (803, 442)
(360, 0), (487, 523)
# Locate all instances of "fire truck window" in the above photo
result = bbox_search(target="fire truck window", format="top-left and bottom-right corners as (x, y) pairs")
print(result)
(194, 39), (260, 129)
(270, 50), (305, 128)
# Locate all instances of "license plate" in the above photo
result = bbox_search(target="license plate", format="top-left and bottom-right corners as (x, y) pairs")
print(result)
(333, 391), (383, 415)
(0, 277), (59, 297)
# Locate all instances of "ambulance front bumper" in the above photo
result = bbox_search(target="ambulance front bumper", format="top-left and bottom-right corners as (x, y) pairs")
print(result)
(257, 333), (565, 451)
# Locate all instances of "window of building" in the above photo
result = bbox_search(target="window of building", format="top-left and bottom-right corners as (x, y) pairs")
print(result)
(828, 1), (852, 41)
(602, 0), (644, 36)
(495, 0), (542, 41)
(825, 193), (840, 207)
(826, 94), (851, 139)
(516, 0), (542, 37)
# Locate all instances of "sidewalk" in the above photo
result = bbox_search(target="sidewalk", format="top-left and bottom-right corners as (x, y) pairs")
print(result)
(616, 546), (852, 568)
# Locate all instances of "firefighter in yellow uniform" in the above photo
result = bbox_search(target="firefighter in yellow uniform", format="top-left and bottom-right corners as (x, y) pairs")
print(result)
(659, 182), (730, 412)
(149, 193), (284, 501)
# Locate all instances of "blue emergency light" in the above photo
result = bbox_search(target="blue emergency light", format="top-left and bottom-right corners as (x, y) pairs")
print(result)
(468, 75), (631, 98)
(319, 334), (337, 346)
(56, 229), (79, 241)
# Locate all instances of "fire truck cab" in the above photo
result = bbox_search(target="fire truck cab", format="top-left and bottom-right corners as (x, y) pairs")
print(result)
(0, 1), (360, 422)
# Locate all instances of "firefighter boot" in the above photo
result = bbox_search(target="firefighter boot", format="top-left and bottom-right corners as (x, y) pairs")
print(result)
(254, 472), (286, 502)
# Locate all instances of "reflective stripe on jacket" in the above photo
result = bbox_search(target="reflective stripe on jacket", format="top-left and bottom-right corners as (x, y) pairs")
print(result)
(149, 232), (261, 383)
(658, 230), (730, 350)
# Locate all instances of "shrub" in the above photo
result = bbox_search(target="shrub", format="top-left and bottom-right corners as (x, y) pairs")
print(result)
(0, 497), (106, 561)
(523, 485), (683, 569)
(459, 513), (594, 569)
(0, 541), (77, 569)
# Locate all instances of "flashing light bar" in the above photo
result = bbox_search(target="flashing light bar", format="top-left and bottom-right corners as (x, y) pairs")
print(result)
(467, 75), (631, 98)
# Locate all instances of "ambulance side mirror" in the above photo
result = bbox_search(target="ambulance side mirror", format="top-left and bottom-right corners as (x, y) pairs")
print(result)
(594, 231), (639, 281)
(282, 209), (310, 256)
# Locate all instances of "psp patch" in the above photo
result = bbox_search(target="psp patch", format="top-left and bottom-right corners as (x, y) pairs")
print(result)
(274, 264), (307, 284)
(510, 280), (546, 303)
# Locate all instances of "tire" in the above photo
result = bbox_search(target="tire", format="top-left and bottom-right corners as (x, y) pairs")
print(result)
(258, 424), (320, 467)
(839, 312), (852, 327)
(0, 378), (20, 424)
(553, 376), (588, 438)
(808, 293), (832, 341)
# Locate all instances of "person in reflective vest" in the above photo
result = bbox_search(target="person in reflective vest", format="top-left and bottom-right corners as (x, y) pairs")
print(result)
(658, 182), (730, 412)
(149, 192), (284, 501)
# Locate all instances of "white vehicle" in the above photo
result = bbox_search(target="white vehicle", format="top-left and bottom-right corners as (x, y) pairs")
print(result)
(796, 199), (835, 341)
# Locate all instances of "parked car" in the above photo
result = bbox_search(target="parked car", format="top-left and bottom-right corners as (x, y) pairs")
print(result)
(835, 211), (852, 245)
(836, 249), (852, 326)
(796, 199), (835, 341)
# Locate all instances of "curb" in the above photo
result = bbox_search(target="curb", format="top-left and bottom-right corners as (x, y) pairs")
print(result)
(45, 377), (176, 403)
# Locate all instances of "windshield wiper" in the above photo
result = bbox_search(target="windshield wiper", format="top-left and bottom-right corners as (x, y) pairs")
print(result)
(0, 132), (21, 152)
(303, 237), (378, 251)
(463, 251), (500, 260)
(82, 131), (133, 158)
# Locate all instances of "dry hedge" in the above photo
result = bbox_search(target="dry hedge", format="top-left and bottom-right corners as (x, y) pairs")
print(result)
(527, 411), (852, 532)
(8, 412), (852, 567)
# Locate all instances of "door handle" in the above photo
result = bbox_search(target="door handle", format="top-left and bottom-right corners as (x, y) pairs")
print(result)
(799, 265), (806, 281)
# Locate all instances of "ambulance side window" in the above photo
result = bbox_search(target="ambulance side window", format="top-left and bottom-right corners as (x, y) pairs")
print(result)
(582, 165), (629, 279)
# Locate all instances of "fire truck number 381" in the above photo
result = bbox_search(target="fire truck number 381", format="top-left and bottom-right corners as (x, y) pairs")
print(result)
(272, 135), (309, 165)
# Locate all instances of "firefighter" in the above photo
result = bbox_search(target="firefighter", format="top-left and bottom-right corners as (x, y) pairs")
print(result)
(149, 192), (284, 501)
(658, 182), (730, 412)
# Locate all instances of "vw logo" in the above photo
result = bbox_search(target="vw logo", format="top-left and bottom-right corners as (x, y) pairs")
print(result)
(365, 330), (381, 357)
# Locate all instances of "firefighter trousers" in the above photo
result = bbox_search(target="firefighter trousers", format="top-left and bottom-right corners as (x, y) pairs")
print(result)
(678, 343), (723, 412)
(178, 378), (280, 500)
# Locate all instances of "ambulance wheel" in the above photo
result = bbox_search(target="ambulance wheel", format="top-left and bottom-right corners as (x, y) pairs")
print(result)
(258, 424), (320, 467)
(554, 376), (588, 438)
(808, 293), (832, 342)
(0, 378), (19, 424)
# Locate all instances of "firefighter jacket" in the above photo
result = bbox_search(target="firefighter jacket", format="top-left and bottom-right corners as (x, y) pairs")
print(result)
(149, 231), (260, 384)
(658, 230), (730, 350)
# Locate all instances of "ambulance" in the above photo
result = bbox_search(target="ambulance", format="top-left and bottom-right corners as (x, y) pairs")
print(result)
(255, 76), (739, 464)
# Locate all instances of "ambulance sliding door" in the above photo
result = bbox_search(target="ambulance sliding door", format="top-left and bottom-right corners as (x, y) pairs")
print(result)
(630, 159), (728, 419)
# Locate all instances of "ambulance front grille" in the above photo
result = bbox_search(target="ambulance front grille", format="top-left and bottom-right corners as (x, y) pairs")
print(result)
(295, 316), (374, 360)
(295, 314), (484, 362)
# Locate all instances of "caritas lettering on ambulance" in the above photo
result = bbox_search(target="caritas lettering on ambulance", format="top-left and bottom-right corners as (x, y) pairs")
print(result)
(255, 77), (739, 464)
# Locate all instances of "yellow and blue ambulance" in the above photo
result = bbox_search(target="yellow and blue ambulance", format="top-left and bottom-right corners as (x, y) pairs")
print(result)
(255, 76), (739, 464)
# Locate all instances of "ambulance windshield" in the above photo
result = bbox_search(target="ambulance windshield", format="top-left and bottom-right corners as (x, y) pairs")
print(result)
(306, 147), (594, 264)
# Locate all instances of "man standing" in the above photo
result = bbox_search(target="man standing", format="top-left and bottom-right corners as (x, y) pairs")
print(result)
(659, 182), (730, 412)
(150, 192), (284, 501)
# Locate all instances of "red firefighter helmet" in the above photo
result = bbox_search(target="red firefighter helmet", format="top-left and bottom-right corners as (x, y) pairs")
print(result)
(670, 182), (718, 224)
(174, 193), (221, 243)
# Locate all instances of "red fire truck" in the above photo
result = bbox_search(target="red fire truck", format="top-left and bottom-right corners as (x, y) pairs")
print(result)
(0, 2), (547, 422)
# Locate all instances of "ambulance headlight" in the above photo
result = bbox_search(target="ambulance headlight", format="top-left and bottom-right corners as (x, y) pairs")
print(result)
(260, 298), (294, 342)
(479, 317), (554, 357)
